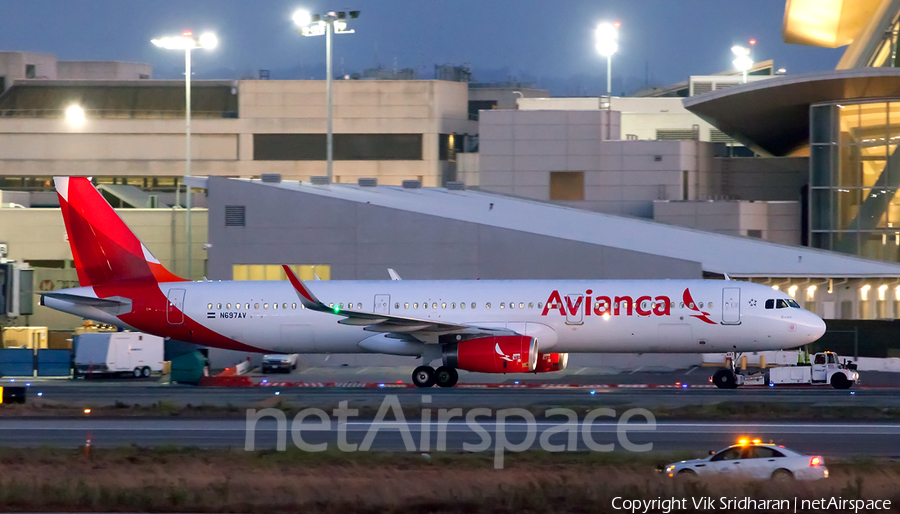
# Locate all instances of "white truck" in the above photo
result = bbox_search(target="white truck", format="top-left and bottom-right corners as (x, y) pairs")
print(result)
(74, 332), (165, 378)
(766, 351), (859, 389)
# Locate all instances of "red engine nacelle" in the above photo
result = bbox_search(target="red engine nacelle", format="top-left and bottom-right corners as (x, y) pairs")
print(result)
(442, 335), (538, 373)
(534, 352), (568, 373)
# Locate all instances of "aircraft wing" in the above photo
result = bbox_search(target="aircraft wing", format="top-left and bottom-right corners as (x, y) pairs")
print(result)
(282, 265), (512, 337)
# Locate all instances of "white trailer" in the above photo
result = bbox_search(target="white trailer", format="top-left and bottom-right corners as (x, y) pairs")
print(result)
(767, 351), (859, 389)
(75, 332), (165, 378)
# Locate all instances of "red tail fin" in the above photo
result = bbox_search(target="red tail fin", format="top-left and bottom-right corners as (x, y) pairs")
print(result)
(55, 177), (186, 286)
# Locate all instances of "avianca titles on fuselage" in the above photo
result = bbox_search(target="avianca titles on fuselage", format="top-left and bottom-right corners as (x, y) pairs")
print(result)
(41, 177), (826, 387)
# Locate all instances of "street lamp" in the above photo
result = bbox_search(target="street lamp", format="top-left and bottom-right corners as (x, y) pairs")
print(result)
(151, 30), (218, 280)
(293, 9), (360, 183)
(732, 45), (753, 83)
(595, 22), (619, 96)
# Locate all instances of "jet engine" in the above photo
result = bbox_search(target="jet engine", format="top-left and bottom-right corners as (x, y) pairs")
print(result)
(442, 335), (537, 373)
(534, 352), (569, 373)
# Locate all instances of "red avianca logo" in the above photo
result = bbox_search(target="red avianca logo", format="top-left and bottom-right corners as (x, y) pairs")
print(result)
(541, 289), (671, 317)
(540, 288), (717, 324)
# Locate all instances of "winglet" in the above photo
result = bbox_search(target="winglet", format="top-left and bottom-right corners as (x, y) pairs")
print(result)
(282, 265), (327, 310)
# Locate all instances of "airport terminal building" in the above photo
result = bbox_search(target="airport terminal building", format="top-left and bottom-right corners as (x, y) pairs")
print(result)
(2, 0), (900, 362)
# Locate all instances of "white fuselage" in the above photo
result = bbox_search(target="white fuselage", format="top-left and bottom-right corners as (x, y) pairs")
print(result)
(47, 279), (826, 355)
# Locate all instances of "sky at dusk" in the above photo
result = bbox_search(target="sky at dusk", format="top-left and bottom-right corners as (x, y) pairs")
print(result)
(1, 0), (846, 95)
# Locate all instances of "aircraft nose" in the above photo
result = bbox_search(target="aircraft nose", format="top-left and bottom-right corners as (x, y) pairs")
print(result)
(806, 312), (826, 341)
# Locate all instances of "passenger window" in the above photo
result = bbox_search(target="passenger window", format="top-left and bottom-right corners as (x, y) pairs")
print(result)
(236, 303), (241, 310)
(292, 303), (297, 309)
(432, 302), (438, 309)
(414, 302), (419, 309)
(486, 302), (491, 309)
(442, 302), (447, 309)
(460, 302), (465, 309)
(528, 302), (533, 309)
(357, 303), (362, 309)
(679, 302), (684, 308)
(245, 303), (250, 310)
(471, 303), (476, 309)
(710, 447), (743, 462)
(519, 302), (524, 309)
(538, 302), (543, 309)
(765, 299), (774, 309)
(500, 302), (505, 309)
(750, 447), (783, 459)
(254, 303), (259, 309)
(207, 303), (213, 309)
(708, 302), (713, 308)
(282, 303), (287, 309)
(451, 302), (456, 309)
(226, 303), (231, 309)
(394, 302), (400, 309)
(264, 303), (269, 309)
(404, 302), (409, 309)
(273, 303), (278, 310)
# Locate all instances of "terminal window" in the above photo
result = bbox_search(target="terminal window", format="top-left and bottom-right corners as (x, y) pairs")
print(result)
(253, 134), (423, 161)
(550, 171), (585, 201)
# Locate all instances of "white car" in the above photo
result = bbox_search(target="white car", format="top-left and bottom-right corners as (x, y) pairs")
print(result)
(663, 439), (828, 480)
(261, 354), (299, 374)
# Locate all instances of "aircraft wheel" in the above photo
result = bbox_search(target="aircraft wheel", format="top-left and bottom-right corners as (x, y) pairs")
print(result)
(713, 369), (737, 389)
(435, 366), (459, 388)
(412, 366), (436, 388)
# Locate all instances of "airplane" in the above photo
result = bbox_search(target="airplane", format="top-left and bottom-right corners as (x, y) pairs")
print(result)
(41, 177), (827, 389)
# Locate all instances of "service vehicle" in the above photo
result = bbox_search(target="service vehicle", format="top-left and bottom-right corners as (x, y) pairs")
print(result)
(663, 438), (828, 480)
(766, 351), (859, 389)
(261, 353), (299, 373)
(74, 332), (165, 377)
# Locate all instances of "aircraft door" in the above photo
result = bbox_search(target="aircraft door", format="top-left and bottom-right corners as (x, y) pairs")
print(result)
(374, 294), (390, 315)
(167, 288), (186, 325)
(722, 287), (741, 325)
(564, 294), (584, 325)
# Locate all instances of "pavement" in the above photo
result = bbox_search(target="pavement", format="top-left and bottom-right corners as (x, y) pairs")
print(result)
(1, 417), (898, 459)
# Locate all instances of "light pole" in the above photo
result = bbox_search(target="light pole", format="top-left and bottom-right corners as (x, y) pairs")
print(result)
(595, 22), (619, 95)
(732, 44), (753, 83)
(293, 9), (359, 183)
(151, 31), (217, 280)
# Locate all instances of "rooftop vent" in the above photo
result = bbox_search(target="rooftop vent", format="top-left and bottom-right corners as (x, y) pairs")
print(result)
(310, 176), (330, 185)
(358, 178), (378, 187)
(260, 174), (281, 183)
(402, 180), (422, 189)
(445, 181), (465, 191)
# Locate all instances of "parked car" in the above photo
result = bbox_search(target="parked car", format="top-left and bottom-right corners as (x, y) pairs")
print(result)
(261, 354), (299, 374)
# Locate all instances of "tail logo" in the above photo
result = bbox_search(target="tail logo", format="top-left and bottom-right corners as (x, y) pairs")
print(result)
(683, 288), (716, 325)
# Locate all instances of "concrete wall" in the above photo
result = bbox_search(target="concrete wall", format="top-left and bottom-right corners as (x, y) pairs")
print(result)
(653, 200), (801, 245)
(0, 52), (57, 84)
(57, 61), (151, 80)
(206, 177), (702, 282)
(479, 108), (719, 218)
(0, 79), (473, 188)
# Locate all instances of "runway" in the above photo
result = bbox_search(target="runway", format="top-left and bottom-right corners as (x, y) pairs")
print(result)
(0, 417), (898, 457)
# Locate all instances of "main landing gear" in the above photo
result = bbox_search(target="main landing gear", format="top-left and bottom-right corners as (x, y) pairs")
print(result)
(412, 365), (458, 388)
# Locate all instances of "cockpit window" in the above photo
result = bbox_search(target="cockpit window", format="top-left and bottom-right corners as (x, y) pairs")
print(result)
(765, 299), (774, 309)
(776, 299), (789, 309)
(786, 299), (801, 308)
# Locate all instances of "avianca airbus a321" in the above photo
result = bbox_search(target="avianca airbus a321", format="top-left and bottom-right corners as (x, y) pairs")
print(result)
(41, 177), (826, 389)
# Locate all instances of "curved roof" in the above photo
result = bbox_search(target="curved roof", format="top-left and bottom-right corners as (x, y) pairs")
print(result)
(683, 68), (900, 156)
(782, 0), (885, 48)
